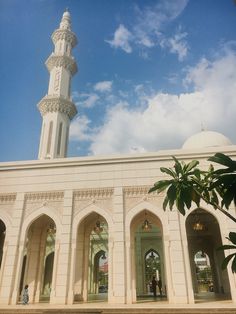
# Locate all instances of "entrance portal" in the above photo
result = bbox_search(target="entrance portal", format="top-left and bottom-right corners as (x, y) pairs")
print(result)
(19, 215), (56, 303)
(186, 208), (231, 301)
(74, 212), (108, 303)
(131, 210), (166, 301)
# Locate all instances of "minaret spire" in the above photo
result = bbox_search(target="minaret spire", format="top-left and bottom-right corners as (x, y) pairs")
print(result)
(37, 10), (78, 159)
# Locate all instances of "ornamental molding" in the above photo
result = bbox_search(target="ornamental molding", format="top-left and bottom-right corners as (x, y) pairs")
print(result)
(25, 191), (64, 202)
(74, 188), (114, 200)
(0, 193), (16, 203)
(124, 186), (158, 198)
(46, 54), (77, 76)
(52, 29), (77, 48)
(38, 95), (77, 120)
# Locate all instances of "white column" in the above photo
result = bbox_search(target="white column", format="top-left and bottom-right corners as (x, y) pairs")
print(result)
(179, 215), (194, 304)
(0, 193), (25, 304)
(110, 187), (126, 304)
(167, 210), (189, 304)
(50, 190), (73, 304)
(125, 240), (132, 304)
(67, 240), (76, 304)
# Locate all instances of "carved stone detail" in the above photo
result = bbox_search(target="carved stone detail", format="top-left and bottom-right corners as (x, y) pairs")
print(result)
(124, 186), (156, 197)
(25, 191), (64, 217)
(52, 29), (77, 48)
(0, 193), (16, 203)
(74, 188), (114, 200)
(38, 95), (77, 120)
(124, 186), (160, 213)
(73, 188), (114, 216)
(46, 54), (77, 76)
(25, 191), (64, 201)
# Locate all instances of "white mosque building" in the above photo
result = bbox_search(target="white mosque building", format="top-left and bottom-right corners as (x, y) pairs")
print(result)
(0, 11), (236, 306)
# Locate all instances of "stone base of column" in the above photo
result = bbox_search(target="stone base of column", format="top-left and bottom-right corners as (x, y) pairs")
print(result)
(0, 297), (10, 305)
(10, 289), (18, 305)
(67, 290), (74, 304)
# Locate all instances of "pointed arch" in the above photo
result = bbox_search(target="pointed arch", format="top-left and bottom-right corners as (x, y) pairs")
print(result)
(0, 211), (11, 231)
(184, 205), (230, 242)
(20, 205), (61, 243)
(125, 201), (168, 238)
(72, 203), (113, 241)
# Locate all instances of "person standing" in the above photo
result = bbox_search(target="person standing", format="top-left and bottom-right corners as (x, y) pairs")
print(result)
(22, 284), (29, 305)
(151, 276), (157, 297)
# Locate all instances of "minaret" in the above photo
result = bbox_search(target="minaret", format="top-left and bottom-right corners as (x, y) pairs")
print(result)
(38, 10), (78, 159)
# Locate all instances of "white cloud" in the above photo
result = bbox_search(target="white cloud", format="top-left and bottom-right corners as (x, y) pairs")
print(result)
(106, 0), (189, 60)
(87, 49), (236, 155)
(70, 115), (91, 141)
(161, 31), (188, 61)
(80, 94), (100, 108)
(94, 81), (113, 92)
(106, 24), (133, 53)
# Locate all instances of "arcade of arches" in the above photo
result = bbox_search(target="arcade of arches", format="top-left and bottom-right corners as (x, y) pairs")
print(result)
(0, 196), (235, 306)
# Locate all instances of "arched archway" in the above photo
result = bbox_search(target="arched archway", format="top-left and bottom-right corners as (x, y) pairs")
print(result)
(186, 208), (231, 301)
(130, 210), (166, 301)
(73, 212), (108, 303)
(18, 215), (56, 303)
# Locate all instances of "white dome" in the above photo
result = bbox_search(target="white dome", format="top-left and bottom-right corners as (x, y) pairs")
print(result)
(182, 130), (232, 149)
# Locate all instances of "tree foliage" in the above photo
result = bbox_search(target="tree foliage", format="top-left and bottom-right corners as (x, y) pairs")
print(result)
(149, 153), (236, 272)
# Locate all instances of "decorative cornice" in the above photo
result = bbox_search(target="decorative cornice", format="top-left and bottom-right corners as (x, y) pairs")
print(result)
(38, 95), (77, 120)
(52, 29), (77, 48)
(25, 191), (64, 201)
(46, 54), (77, 76)
(0, 193), (16, 203)
(124, 186), (158, 197)
(74, 188), (114, 200)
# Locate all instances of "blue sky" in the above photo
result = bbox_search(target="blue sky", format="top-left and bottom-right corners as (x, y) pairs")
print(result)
(0, 0), (236, 161)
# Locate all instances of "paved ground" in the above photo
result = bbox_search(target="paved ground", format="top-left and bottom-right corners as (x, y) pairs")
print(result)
(0, 293), (235, 310)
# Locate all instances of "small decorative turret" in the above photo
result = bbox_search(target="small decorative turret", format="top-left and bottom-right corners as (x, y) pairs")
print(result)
(38, 10), (78, 159)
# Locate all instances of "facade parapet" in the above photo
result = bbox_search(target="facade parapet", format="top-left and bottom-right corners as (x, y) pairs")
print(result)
(45, 54), (78, 76)
(52, 29), (77, 47)
(38, 95), (77, 120)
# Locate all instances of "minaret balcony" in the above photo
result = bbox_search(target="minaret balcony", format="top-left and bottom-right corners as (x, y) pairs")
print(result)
(38, 95), (77, 120)
(52, 29), (77, 48)
(46, 54), (78, 76)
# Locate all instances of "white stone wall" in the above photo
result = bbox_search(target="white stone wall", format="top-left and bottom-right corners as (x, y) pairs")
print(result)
(0, 146), (236, 305)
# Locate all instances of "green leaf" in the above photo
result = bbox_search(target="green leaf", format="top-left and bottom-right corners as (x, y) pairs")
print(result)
(185, 160), (199, 173)
(221, 253), (235, 270)
(149, 180), (173, 194)
(191, 189), (201, 207)
(173, 157), (183, 176)
(176, 194), (185, 215)
(217, 244), (236, 251)
(210, 190), (219, 208)
(148, 186), (158, 193)
(228, 232), (236, 245)
(160, 167), (176, 178)
(231, 256), (236, 273)
(222, 186), (235, 209)
(208, 153), (236, 169)
(182, 187), (192, 209)
(163, 195), (169, 211)
(193, 168), (201, 179)
(167, 184), (177, 210)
